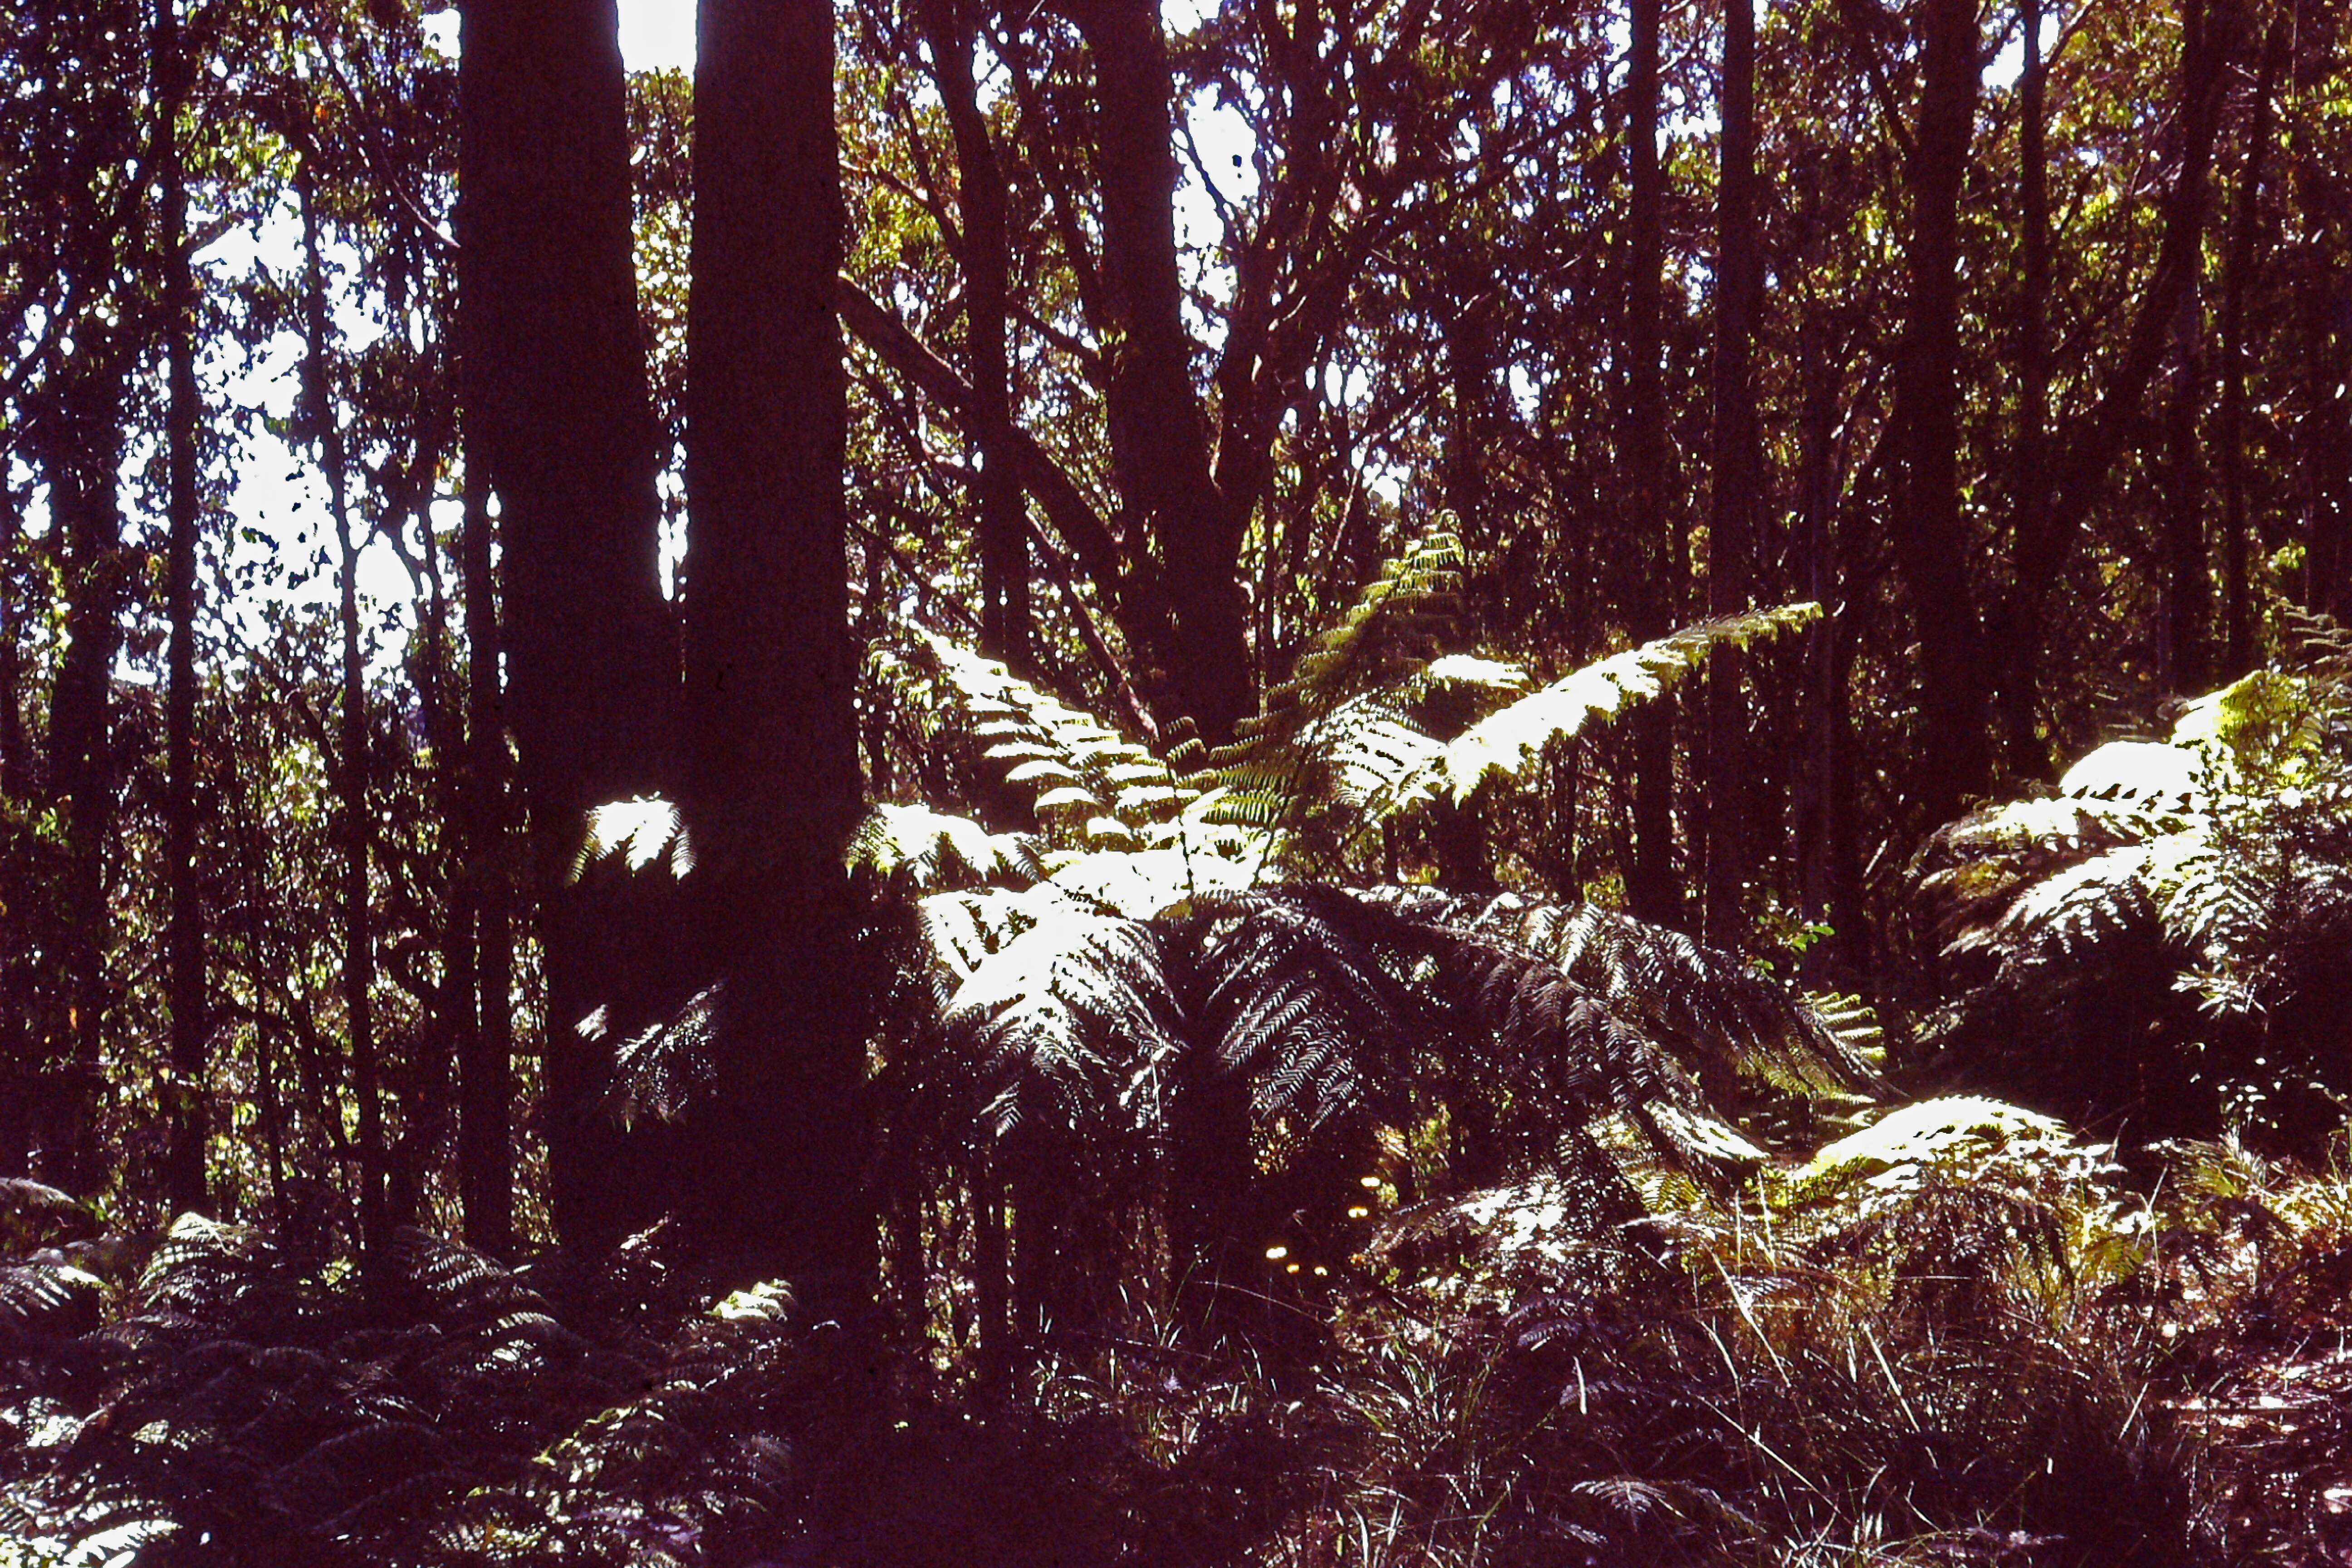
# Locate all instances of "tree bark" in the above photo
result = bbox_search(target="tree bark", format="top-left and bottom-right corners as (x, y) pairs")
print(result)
(686, 0), (876, 1308)
(38, 354), (125, 1199)
(458, 0), (680, 1252)
(1063, 0), (1251, 742)
(2161, 253), (2212, 692)
(157, 0), (209, 1217)
(2220, 16), (2283, 677)
(1704, 0), (1761, 946)
(1999, 0), (2053, 771)
(458, 429), (515, 1258)
(1623, 0), (1681, 926)
(2290, 0), (2352, 618)
(300, 172), (385, 1256)
(1890, 0), (1988, 830)
(924, 0), (1033, 672)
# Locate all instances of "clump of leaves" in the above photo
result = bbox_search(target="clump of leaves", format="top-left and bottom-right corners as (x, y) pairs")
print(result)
(1913, 662), (2352, 1152)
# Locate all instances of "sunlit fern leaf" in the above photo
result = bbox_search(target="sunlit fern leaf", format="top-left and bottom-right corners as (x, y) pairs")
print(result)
(849, 801), (1042, 892)
(577, 794), (690, 877)
(1365, 602), (1822, 817)
(940, 905), (1181, 1143)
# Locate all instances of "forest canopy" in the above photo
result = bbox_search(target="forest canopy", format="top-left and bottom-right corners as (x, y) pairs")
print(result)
(4, 0), (2352, 1559)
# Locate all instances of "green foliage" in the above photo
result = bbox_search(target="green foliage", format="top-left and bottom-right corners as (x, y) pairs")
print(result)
(1914, 659), (2352, 1151)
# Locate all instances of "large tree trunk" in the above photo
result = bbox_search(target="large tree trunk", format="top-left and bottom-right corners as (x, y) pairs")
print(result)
(1890, 0), (1988, 831)
(1622, 0), (1681, 927)
(458, 0), (680, 1252)
(1704, 0), (1761, 946)
(925, 0), (1033, 672)
(686, 0), (876, 1309)
(1063, 0), (1251, 743)
(157, 0), (208, 1217)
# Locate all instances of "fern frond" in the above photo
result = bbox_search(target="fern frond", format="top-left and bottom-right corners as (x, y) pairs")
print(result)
(1366, 603), (1821, 815)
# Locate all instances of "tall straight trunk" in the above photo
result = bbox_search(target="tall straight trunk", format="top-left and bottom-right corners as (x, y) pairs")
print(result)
(300, 175), (385, 1254)
(2220, 18), (2283, 676)
(925, 0), (1032, 672)
(0, 428), (28, 1176)
(39, 358), (125, 1198)
(1891, 0), (1987, 830)
(2000, 0), (2053, 771)
(157, 0), (208, 1216)
(2290, 0), (2352, 618)
(1623, 0), (1681, 926)
(1065, 0), (1249, 742)
(458, 436), (514, 1257)
(458, 0), (679, 1251)
(687, 0), (875, 1308)
(2162, 266), (2212, 691)
(1704, 0), (1761, 946)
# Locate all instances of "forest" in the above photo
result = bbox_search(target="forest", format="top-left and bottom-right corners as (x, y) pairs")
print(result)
(3, 0), (2352, 1558)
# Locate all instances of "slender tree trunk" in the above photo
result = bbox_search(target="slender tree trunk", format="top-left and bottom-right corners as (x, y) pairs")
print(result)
(43, 355), (126, 1199)
(2220, 17), (2283, 676)
(2290, 0), (2352, 618)
(1999, 0), (2053, 772)
(458, 0), (680, 1252)
(2162, 261), (2212, 691)
(1705, 0), (1761, 946)
(458, 436), (515, 1257)
(1623, 0), (1681, 926)
(1891, 0), (1988, 830)
(925, 0), (1033, 672)
(1064, 0), (1250, 742)
(300, 174), (385, 1255)
(0, 442), (28, 1177)
(157, 0), (209, 1216)
(687, 0), (876, 1309)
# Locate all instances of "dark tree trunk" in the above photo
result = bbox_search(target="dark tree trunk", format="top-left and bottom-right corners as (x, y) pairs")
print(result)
(157, 0), (208, 1216)
(925, 0), (1033, 672)
(1890, 0), (1988, 830)
(1999, 0), (2053, 772)
(2220, 17), (2283, 677)
(2291, 1), (2352, 619)
(1064, 0), (1250, 742)
(458, 0), (679, 1252)
(1704, 0), (1761, 946)
(2162, 265), (2212, 692)
(0, 486), (23, 1178)
(458, 432), (515, 1257)
(39, 357), (125, 1199)
(300, 174), (385, 1255)
(1623, 0), (1681, 927)
(686, 0), (876, 1310)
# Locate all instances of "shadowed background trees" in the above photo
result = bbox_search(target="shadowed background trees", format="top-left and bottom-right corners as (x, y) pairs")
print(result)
(1, 0), (2350, 1293)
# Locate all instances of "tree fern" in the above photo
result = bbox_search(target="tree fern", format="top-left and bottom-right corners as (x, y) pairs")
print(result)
(1916, 666), (2352, 1149)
